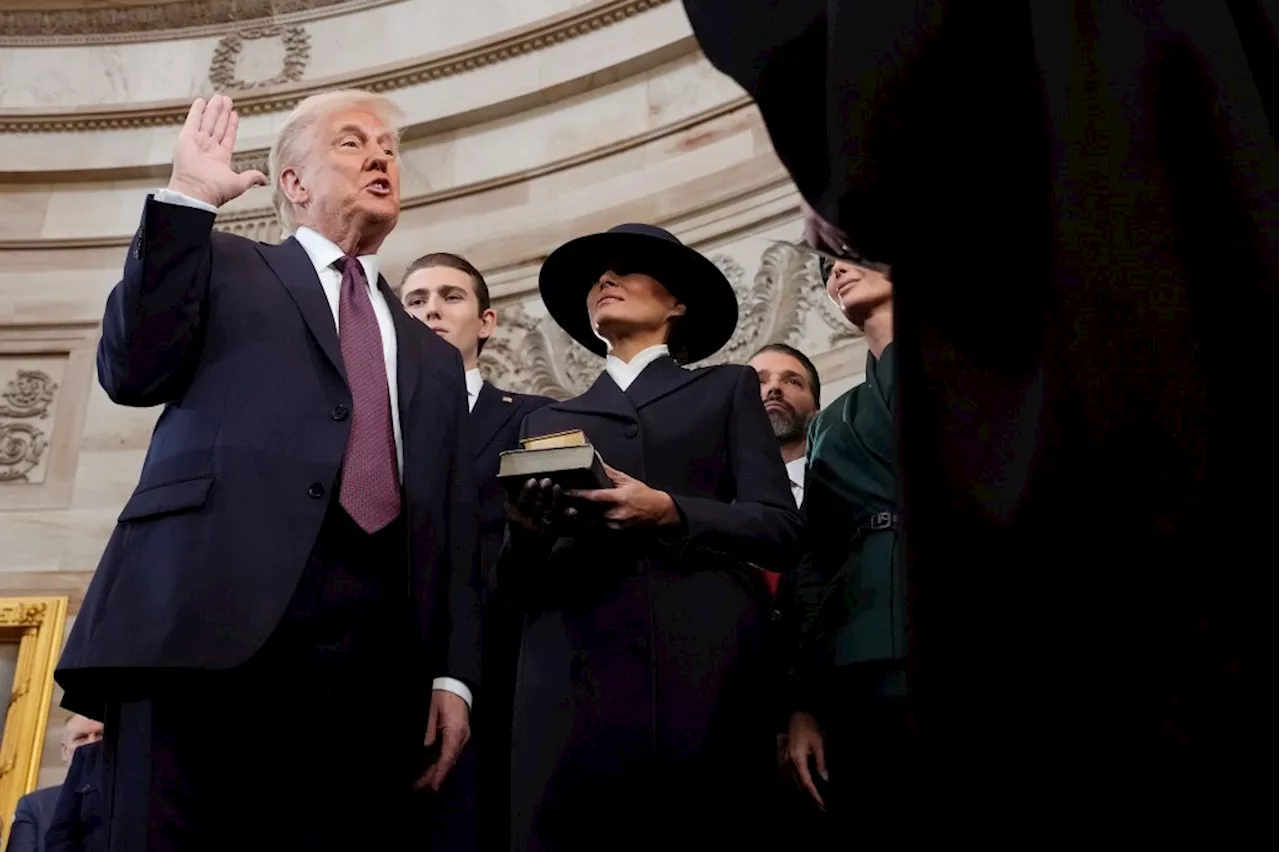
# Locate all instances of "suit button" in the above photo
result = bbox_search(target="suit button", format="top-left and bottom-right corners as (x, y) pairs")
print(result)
(331, 404), (349, 421)
(624, 424), (639, 438)
(308, 482), (325, 499)
(631, 636), (649, 653)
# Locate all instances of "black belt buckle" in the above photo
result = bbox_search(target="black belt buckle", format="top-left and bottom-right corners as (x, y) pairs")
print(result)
(869, 511), (896, 531)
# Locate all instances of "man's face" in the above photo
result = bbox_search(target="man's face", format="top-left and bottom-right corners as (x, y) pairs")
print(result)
(61, 714), (104, 763)
(750, 350), (818, 444)
(401, 266), (496, 366)
(284, 107), (400, 239)
(825, 258), (892, 327)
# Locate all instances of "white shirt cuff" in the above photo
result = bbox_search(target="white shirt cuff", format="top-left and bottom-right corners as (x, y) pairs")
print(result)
(432, 676), (473, 709)
(152, 187), (218, 213)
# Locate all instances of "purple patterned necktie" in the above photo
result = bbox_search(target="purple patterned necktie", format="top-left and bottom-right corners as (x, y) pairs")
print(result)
(335, 255), (401, 533)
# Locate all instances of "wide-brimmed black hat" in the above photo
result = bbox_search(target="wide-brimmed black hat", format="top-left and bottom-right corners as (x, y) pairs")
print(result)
(538, 223), (738, 364)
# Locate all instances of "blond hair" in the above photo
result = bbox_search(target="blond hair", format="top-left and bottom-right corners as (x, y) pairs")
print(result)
(269, 89), (405, 235)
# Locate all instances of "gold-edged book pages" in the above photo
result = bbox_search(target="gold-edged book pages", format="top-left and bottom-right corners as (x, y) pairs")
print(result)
(520, 430), (589, 451)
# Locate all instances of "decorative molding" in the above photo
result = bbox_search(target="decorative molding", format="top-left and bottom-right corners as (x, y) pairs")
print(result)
(0, 596), (69, 851)
(0, 600), (47, 628)
(0, 370), (58, 484)
(230, 148), (271, 177)
(0, 0), (675, 133)
(209, 26), (312, 91)
(0, 326), (98, 510)
(0, 370), (58, 419)
(0, 96), (756, 252)
(0, 0), (395, 46)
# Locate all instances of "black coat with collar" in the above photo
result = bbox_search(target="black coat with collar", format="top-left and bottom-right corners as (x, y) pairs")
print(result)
(56, 198), (479, 713)
(502, 356), (802, 851)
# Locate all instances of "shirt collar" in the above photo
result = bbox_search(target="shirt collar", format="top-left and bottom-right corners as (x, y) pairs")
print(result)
(785, 456), (806, 487)
(604, 344), (670, 392)
(464, 368), (484, 400)
(294, 226), (380, 288)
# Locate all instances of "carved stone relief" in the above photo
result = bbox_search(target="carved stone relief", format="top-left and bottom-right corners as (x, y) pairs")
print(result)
(209, 25), (312, 91)
(479, 231), (863, 399)
(0, 365), (61, 485)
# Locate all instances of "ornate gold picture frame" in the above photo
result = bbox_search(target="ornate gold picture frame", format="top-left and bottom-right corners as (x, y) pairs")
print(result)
(0, 597), (68, 848)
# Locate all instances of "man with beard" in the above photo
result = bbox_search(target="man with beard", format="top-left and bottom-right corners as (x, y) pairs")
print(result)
(749, 344), (821, 508)
(751, 342), (831, 851)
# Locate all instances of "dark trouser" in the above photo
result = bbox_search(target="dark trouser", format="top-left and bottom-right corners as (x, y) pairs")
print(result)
(819, 663), (910, 852)
(102, 504), (421, 852)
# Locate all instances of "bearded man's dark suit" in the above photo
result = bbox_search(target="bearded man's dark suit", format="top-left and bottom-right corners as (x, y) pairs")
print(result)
(683, 1), (1276, 846)
(56, 197), (480, 851)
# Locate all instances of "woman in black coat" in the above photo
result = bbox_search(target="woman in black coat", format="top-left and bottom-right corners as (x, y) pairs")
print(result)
(499, 224), (802, 851)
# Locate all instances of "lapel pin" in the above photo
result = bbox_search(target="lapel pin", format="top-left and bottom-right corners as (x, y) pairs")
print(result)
(502, 395), (514, 404)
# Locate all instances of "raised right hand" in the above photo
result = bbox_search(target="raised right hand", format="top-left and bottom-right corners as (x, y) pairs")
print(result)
(167, 94), (268, 207)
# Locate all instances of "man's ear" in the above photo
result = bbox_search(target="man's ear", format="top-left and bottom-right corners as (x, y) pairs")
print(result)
(668, 301), (688, 320)
(478, 308), (498, 342)
(280, 166), (308, 206)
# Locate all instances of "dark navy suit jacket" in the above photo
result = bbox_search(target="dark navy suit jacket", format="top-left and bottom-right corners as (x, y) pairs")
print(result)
(6, 787), (60, 852)
(55, 197), (479, 715)
(44, 742), (105, 852)
(470, 381), (553, 592)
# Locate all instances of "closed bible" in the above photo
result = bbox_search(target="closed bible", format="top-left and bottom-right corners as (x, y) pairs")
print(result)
(497, 430), (611, 503)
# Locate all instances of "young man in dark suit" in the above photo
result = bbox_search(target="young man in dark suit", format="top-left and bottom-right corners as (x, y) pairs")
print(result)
(400, 253), (552, 851)
(56, 91), (479, 852)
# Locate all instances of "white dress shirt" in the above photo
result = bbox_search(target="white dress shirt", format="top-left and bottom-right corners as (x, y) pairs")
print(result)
(604, 344), (671, 391)
(785, 456), (806, 507)
(152, 189), (471, 709)
(465, 368), (484, 413)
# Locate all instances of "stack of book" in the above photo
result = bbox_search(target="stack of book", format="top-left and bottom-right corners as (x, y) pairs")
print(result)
(497, 429), (611, 503)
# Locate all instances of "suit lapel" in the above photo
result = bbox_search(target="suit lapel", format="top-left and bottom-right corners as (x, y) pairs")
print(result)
(380, 278), (420, 416)
(258, 238), (346, 381)
(470, 382), (520, 458)
(624, 355), (708, 410)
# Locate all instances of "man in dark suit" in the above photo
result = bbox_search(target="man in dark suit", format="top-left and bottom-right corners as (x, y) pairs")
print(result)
(55, 91), (479, 852)
(683, 1), (1275, 846)
(400, 252), (551, 850)
(45, 740), (106, 852)
(6, 715), (103, 852)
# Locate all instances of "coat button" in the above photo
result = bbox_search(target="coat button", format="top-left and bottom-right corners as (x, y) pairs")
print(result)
(307, 482), (325, 499)
(331, 404), (349, 421)
(624, 424), (639, 438)
(631, 636), (649, 653)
